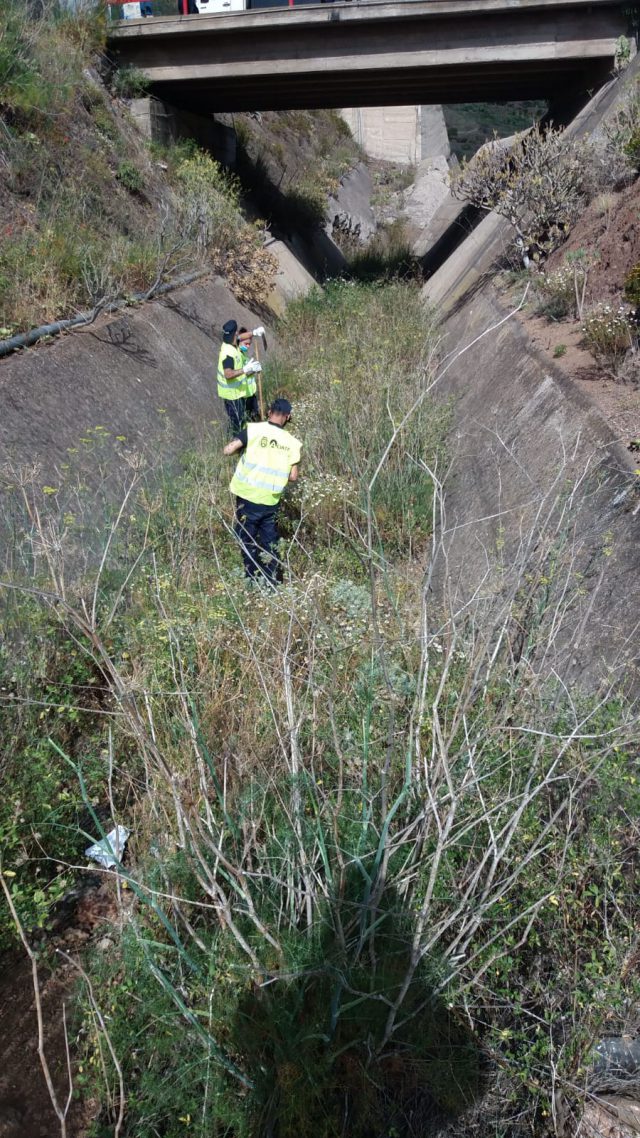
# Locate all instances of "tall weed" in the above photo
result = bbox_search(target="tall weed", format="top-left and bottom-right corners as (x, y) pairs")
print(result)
(272, 281), (447, 554)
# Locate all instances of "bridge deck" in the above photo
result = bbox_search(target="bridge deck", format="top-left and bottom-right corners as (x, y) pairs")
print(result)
(109, 0), (628, 111)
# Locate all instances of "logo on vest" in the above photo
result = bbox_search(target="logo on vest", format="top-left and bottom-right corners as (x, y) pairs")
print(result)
(259, 435), (290, 452)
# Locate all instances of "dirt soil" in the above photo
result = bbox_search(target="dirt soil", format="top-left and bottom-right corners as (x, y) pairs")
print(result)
(547, 180), (640, 303)
(518, 310), (640, 445)
(0, 877), (123, 1138)
(508, 179), (640, 450)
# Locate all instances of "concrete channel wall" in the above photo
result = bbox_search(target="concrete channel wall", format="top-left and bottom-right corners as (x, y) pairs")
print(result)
(432, 287), (639, 689)
(340, 105), (450, 166)
(419, 56), (640, 689)
(0, 277), (268, 489)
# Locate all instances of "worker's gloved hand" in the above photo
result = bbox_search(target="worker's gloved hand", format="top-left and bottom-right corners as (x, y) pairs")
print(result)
(243, 360), (262, 375)
(252, 326), (265, 337)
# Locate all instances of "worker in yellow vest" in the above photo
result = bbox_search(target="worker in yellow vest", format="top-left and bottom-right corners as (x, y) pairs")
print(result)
(223, 398), (301, 585)
(237, 325), (263, 422)
(217, 319), (262, 434)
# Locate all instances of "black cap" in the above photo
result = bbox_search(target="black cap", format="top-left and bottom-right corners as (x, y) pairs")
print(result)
(270, 398), (292, 416)
(222, 319), (237, 336)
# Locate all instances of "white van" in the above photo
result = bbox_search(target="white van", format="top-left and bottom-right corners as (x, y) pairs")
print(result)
(195, 0), (247, 12)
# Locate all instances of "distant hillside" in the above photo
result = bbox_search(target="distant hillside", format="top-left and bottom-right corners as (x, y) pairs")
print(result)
(443, 101), (547, 160)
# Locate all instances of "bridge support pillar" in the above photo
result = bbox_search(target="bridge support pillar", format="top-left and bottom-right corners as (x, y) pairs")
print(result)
(129, 96), (236, 164)
(340, 105), (449, 166)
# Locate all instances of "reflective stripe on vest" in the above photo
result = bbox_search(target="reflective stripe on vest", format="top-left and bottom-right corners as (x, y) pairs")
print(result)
(230, 422), (302, 507)
(244, 369), (257, 398)
(217, 341), (245, 400)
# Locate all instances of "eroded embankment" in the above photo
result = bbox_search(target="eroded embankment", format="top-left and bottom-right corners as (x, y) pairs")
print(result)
(433, 284), (640, 690)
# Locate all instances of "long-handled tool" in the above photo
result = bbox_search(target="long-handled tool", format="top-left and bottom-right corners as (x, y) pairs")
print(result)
(252, 326), (268, 419)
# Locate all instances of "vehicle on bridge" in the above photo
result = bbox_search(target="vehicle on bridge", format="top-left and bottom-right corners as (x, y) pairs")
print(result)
(110, 0), (348, 17)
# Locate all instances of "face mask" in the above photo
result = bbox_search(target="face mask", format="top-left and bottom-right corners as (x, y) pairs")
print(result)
(239, 343), (249, 354)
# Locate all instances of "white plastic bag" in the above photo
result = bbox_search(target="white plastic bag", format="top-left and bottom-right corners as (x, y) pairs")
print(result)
(85, 825), (130, 869)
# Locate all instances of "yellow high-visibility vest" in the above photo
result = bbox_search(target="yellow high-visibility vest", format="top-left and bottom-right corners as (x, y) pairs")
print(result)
(244, 369), (257, 399)
(217, 341), (245, 401)
(230, 422), (301, 507)
(242, 345), (257, 399)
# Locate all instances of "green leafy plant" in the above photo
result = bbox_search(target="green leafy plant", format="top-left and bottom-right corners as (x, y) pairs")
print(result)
(536, 250), (594, 321)
(553, 342), (567, 357)
(623, 262), (640, 306)
(115, 159), (143, 193)
(601, 75), (640, 179)
(111, 65), (150, 100)
(535, 266), (577, 320)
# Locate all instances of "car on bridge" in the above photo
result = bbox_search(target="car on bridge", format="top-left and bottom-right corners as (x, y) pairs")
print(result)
(190, 0), (346, 10)
(111, 0), (349, 16)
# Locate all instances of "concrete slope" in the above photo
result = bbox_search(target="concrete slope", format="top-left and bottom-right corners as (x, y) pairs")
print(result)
(432, 287), (639, 689)
(0, 278), (265, 488)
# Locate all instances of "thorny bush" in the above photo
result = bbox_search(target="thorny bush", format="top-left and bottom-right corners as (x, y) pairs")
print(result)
(451, 124), (598, 261)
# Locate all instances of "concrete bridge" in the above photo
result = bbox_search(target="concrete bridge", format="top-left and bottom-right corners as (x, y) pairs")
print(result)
(108, 0), (629, 113)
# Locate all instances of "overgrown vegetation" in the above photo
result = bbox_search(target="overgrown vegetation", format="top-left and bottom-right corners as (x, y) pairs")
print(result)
(343, 219), (418, 283)
(581, 303), (636, 371)
(443, 101), (547, 161)
(0, 0), (276, 332)
(533, 250), (593, 321)
(452, 82), (640, 266)
(465, 83), (640, 381)
(1, 283), (638, 1138)
(451, 123), (598, 262)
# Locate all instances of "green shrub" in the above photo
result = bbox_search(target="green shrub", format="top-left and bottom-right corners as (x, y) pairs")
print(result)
(90, 101), (119, 142)
(601, 78), (640, 180)
(112, 65), (150, 100)
(452, 123), (595, 256)
(623, 262), (640, 306)
(624, 128), (640, 168)
(347, 238), (417, 282)
(281, 183), (327, 229)
(116, 159), (144, 193)
(0, 1), (47, 113)
(272, 280), (447, 552)
(0, 0), (103, 117)
(0, 600), (110, 948)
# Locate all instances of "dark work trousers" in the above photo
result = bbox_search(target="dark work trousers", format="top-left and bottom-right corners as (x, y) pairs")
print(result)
(223, 397), (246, 435)
(235, 498), (281, 584)
(245, 394), (260, 422)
